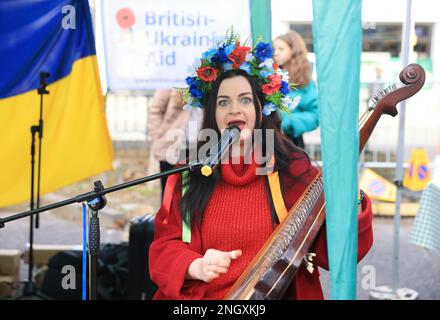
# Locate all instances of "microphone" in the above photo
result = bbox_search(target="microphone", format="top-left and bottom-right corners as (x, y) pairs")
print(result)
(201, 125), (241, 177)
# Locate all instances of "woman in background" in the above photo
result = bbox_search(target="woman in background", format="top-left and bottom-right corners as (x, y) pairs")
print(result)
(273, 30), (319, 148)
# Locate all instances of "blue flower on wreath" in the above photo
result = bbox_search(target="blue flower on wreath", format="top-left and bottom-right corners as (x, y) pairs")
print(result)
(212, 44), (235, 63)
(188, 78), (201, 91)
(259, 58), (274, 77)
(186, 76), (198, 86)
(202, 48), (218, 62)
(280, 81), (290, 95)
(260, 69), (273, 78)
(189, 85), (203, 99)
(223, 61), (233, 71)
(262, 102), (277, 116)
(239, 62), (251, 75)
(254, 42), (273, 61)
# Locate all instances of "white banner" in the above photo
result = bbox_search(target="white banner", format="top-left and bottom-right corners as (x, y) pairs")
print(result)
(101, 0), (251, 91)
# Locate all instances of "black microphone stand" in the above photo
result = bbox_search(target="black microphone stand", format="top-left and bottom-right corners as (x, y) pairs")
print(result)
(0, 161), (203, 300)
(20, 72), (50, 298)
(36, 71), (50, 228)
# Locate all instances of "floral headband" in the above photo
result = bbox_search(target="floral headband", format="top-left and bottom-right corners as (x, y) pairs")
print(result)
(181, 32), (300, 116)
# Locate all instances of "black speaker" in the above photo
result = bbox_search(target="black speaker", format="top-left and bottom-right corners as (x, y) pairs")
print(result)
(127, 214), (157, 300)
(41, 243), (129, 300)
(40, 250), (83, 300)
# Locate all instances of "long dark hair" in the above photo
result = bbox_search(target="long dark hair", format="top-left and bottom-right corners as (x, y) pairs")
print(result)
(180, 69), (305, 226)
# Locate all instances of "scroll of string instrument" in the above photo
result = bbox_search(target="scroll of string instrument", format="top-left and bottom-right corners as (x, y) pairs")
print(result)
(224, 63), (426, 300)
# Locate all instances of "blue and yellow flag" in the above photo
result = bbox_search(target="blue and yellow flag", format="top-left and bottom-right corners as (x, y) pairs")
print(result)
(312, 0), (362, 299)
(0, 0), (113, 207)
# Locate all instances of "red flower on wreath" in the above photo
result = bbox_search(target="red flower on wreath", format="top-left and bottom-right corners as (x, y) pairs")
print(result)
(197, 66), (218, 82)
(228, 42), (251, 68)
(262, 74), (282, 95)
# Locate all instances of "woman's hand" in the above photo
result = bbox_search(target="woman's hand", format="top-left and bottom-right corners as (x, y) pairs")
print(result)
(186, 248), (242, 282)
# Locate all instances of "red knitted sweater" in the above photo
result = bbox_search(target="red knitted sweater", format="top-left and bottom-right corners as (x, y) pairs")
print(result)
(199, 157), (273, 299)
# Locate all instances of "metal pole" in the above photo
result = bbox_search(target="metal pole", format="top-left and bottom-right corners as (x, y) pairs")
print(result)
(392, 0), (413, 295)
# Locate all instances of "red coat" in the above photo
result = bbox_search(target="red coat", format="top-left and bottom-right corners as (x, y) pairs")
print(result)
(149, 154), (373, 300)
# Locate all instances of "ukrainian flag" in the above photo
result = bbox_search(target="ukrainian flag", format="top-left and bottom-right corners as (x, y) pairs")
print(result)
(0, 0), (113, 207)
